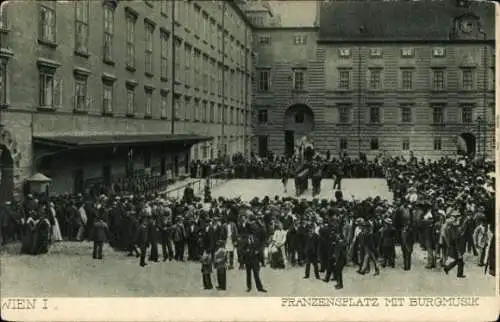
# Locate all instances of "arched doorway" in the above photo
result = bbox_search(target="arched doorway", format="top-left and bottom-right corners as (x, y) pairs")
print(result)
(457, 133), (476, 156)
(0, 146), (14, 203)
(283, 104), (315, 157)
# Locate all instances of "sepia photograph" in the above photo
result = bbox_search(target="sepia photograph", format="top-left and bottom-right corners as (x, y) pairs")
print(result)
(0, 0), (497, 320)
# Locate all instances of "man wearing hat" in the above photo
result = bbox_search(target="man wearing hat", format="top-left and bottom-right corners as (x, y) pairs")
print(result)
(442, 211), (467, 278)
(135, 216), (149, 267)
(242, 217), (267, 293)
(303, 224), (320, 280)
(379, 217), (396, 268)
(91, 214), (109, 260)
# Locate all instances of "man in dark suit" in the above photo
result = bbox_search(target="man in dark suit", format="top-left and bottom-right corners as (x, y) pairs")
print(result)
(173, 216), (186, 261)
(183, 184), (195, 204)
(91, 214), (109, 260)
(136, 217), (149, 267)
(318, 221), (330, 272)
(243, 217), (267, 293)
(303, 224), (320, 279)
(332, 232), (347, 289)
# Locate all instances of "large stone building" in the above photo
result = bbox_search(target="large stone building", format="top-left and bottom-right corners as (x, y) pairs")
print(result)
(0, 0), (253, 198)
(252, 0), (495, 160)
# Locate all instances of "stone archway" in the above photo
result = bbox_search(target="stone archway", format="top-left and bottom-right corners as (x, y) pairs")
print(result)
(0, 127), (21, 202)
(457, 133), (476, 157)
(283, 104), (315, 157)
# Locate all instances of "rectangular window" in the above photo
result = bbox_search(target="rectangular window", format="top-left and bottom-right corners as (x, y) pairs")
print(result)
(402, 137), (410, 151)
(292, 69), (305, 91)
(161, 0), (168, 17)
(432, 47), (445, 57)
(432, 69), (445, 90)
(126, 87), (135, 116)
(400, 104), (413, 123)
(369, 105), (381, 124)
(160, 31), (169, 80)
(401, 69), (413, 90)
(401, 47), (414, 57)
(339, 69), (350, 89)
(433, 137), (442, 151)
(39, 2), (56, 43)
(370, 138), (379, 150)
(184, 98), (190, 121)
(145, 89), (153, 118)
(74, 76), (87, 112)
(259, 35), (270, 45)
(339, 48), (351, 58)
(210, 102), (215, 123)
(258, 109), (268, 124)
(294, 35), (306, 45)
(338, 104), (351, 124)
(258, 69), (270, 92)
(369, 68), (382, 90)
(174, 95), (181, 120)
(102, 82), (113, 115)
(125, 13), (136, 69)
(370, 48), (382, 58)
(75, 1), (89, 53)
(39, 70), (55, 108)
(103, 4), (115, 62)
(193, 99), (198, 121)
(160, 91), (168, 119)
(145, 22), (154, 75)
(461, 104), (473, 124)
(0, 60), (7, 106)
(462, 68), (474, 90)
(432, 104), (445, 124)
(340, 138), (348, 150)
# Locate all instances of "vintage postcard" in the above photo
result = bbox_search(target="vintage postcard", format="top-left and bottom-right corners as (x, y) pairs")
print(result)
(0, 0), (498, 321)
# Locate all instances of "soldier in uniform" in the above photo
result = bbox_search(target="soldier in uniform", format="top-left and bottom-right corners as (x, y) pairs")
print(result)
(399, 201), (415, 271)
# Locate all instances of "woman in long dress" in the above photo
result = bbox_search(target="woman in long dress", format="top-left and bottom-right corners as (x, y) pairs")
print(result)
(49, 202), (63, 242)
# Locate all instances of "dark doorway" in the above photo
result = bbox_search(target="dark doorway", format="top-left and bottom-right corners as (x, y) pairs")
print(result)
(458, 133), (476, 157)
(160, 157), (166, 175)
(184, 152), (189, 174)
(0, 147), (14, 203)
(258, 135), (268, 158)
(73, 168), (84, 194)
(174, 156), (179, 177)
(284, 131), (294, 157)
(102, 164), (111, 186)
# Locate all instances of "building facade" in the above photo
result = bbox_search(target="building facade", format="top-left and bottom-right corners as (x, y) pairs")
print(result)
(252, 0), (495, 160)
(0, 0), (253, 197)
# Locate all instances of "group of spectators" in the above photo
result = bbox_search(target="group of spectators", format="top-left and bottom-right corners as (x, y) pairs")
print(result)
(0, 153), (496, 289)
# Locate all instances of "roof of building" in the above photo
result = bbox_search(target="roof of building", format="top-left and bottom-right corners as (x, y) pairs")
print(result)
(319, 0), (495, 42)
(33, 134), (212, 149)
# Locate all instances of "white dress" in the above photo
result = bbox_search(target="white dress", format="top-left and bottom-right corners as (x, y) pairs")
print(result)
(50, 207), (63, 242)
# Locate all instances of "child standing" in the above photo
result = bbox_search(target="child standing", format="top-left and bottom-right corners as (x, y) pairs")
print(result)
(214, 240), (227, 290)
(201, 249), (213, 290)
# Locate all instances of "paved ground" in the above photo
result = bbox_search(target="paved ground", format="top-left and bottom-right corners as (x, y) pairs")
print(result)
(0, 179), (494, 297)
(211, 179), (393, 202)
(0, 242), (494, 297)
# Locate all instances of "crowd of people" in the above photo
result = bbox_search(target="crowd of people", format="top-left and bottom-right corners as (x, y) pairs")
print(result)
(0, 152), (496, 292)
(189, 152), (386, 181)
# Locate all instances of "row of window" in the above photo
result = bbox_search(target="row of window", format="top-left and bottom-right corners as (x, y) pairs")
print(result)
(38, 2), (250, 82)
(256, 67), (495, 92)
(173, 95), (251, 125)
(35, 63), (251, 125)
(257, 136), (445, 152)
(258, 34), (307, 46)
(256, 103), (494, 125)
(258, 68), (306, 92)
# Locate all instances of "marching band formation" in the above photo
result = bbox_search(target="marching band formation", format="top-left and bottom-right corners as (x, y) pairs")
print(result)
(0, 151), (496, 293)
